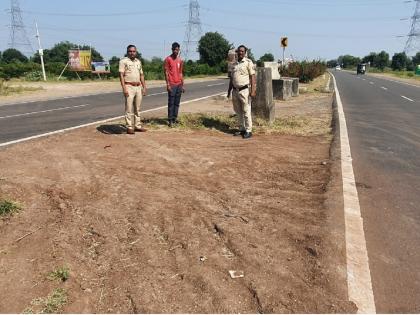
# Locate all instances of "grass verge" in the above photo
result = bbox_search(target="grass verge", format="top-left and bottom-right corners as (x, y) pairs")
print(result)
(0, 80), (43, 96)
(24, 288), (67, 314)
(0, 199), (21, 217)
(47, 266), (70, 282)
(143, 112), (330, 136)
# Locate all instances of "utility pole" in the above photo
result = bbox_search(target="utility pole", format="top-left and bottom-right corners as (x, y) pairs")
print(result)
(404, 0), (420, 56)
(35, 22), (47, 81)
(183, 0), (202, 60)
(8, 0), (33, 54)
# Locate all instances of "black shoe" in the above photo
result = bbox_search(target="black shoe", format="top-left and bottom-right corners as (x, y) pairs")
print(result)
(242, 131), (252, 139)
(168, 121), (174, 128)
(233, 130), (245, 136)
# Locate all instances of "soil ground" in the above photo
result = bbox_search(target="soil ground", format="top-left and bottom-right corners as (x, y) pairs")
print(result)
(0, 74), (357, 313)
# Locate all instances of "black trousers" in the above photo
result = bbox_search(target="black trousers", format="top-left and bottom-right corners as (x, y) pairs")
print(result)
(167, 84), (182, 122)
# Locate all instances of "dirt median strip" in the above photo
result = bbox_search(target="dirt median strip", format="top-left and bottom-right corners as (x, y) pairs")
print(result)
(0, 79), (357, 313)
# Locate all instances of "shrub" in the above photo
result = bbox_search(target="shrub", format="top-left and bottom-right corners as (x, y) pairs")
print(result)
(280, 60), (327, 83)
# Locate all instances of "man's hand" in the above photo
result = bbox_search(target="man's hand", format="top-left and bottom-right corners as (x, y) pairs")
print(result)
(250, 86), (257, 98)
(166, 84), (172, 93)
(142, 87), (147, 96)
(123, 88), (129, 97)
(182, 86), (185, 93)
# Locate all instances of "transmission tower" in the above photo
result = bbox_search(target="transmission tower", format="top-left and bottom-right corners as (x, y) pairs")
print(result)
(8, 0), (33, 54)
(404, 0), (420, 56)
(183, 0), (202, 60)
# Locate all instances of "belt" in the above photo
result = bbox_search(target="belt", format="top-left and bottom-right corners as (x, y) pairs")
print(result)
(125, 82), (141, 86)
(234, 85), (248, 91)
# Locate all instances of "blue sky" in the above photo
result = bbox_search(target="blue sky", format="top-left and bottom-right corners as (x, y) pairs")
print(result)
(0, 0), (416, 61)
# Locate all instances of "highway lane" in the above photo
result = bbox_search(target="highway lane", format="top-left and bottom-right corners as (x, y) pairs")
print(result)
(0, 79), (228, 144)
(334, 70), (420, 312)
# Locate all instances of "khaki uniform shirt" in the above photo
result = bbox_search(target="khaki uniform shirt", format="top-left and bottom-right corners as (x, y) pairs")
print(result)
(119, 57), (144, 83)
(231, 57), (255, 88)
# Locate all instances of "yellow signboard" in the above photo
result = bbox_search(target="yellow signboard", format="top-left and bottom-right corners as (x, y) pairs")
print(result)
(281, 37), (288, 48)
(69, 50), (92, 71)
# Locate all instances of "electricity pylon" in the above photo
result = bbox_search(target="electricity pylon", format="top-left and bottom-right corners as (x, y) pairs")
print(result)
(183, 0), (202, 60)
(404, 0), (420, 56)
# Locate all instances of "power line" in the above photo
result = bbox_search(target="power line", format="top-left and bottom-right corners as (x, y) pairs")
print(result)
(183, 0), (203, 60)
(8, 0), (33, 54)
(404, 0), (420, 55)
(17, 5), (186, 17)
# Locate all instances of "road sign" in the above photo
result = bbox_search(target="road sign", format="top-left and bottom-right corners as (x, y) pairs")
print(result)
(281, 37), (288, 48)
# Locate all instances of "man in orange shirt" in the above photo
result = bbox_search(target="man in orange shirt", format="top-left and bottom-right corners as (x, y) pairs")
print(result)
(164, 42), (185, 127)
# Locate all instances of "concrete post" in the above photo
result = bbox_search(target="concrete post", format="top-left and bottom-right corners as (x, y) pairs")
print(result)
(272, 78), (293, 101)
(252, 67), (275, 123)
(282, 77), (299, 97)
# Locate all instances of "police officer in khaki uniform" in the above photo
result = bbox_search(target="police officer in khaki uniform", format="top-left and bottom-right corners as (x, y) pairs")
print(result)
(119, 44), (147, 134)
(228, 45), (256, 139)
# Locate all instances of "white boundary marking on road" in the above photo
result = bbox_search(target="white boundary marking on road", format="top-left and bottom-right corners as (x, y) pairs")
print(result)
(401, 95), (414, 102)
(380, 87), (388, 91)
(207, 83), (225, 87)
(369, 82), (375, 85)
(146, 92), (167, 97)
(331, 73), (376, 314)
(368, 75), (420, 89)
(0, 79), (225, 107)
(0, 104), (90, 119)
(0, 92), (225, 148)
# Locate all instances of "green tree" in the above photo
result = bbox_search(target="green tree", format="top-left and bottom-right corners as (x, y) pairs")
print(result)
(2, 48), (28, 63)
(257, 52), (274, 66)
(327, 59), (338, 68)
(391, 52), (409, 71)
(412, 52), (420, 66)
(198, 32), (232, 67)
(246, 48), (256, 63)
(338, 55), (360, 68)
(362, 52), (377, 66)
(32, 41), (104, 64)
(375, 51), (390, 70)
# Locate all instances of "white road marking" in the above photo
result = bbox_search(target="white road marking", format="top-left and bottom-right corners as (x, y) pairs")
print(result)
(362, 78), (366, 81)
(146, 92), (167, 97)
(0, 92), (225, 148)
(0, 104), (90, 120)
(207, 83), (225, 87)
(331, 73), (376, 314)
(369, 82), (375, 85)
(401, 95), (414, 102)
(381, 87), (388, 91)
(0, 79), (224, 107)
(368, 75), (420, 89)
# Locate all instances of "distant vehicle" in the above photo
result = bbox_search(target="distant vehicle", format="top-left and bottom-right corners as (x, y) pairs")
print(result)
(335, 65), (341, 71)
(357, 63), (366, 75)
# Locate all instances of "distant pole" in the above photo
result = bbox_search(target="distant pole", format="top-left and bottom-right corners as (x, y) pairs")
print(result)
(282, 47), (285, 69)
(35, 22), (47, 81)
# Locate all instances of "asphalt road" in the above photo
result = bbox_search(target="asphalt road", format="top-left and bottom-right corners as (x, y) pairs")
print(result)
(334, 70), (420, 313)
(0, 79), (228, 144)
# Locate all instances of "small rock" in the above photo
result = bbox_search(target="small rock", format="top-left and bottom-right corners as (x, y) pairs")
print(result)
(321, 161), (327, 166)
(229, 270), (244, 279)
(199, 256), (207, 262)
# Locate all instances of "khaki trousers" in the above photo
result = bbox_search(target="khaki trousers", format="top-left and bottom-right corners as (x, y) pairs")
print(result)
(125, 85), (143, 129)
(232, 88), (252, 132)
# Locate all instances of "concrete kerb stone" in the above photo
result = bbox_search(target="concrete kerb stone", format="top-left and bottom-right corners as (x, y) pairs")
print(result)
(281, 77), (299, 97)
(272, 78), (293, 101)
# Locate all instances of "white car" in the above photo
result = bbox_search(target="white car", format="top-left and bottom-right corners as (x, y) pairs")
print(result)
(335, 65), (341, 71)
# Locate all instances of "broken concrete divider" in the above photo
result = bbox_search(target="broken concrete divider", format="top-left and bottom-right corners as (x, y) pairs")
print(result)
(272, 78), (293, 101)
(281, 77), (299, 97)
(252, 67), (275, 123)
